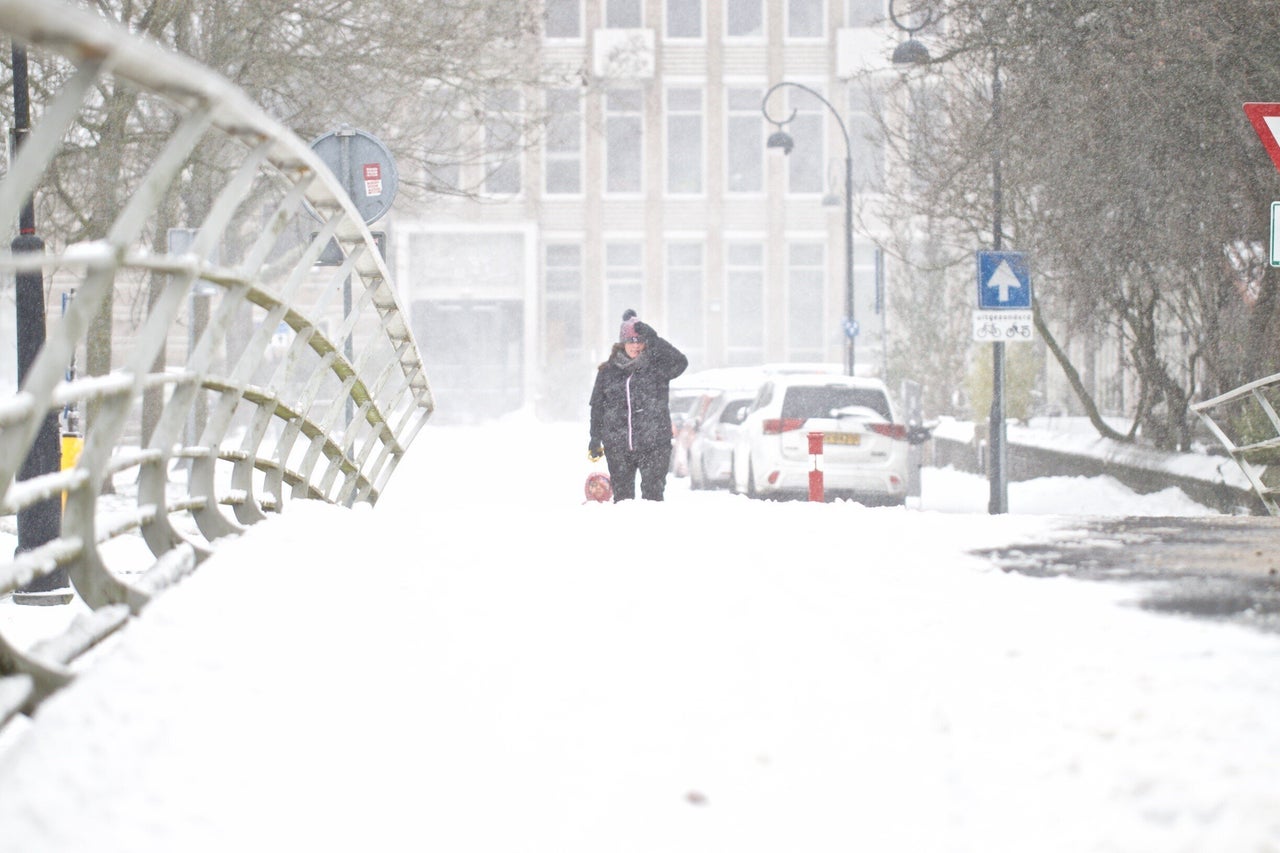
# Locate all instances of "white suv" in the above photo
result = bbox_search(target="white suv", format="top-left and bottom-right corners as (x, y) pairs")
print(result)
(730, 374), (909, 505)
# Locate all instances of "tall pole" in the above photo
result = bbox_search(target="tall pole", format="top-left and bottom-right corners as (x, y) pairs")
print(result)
(845, 152), (856, 376)
(338, 125), (354, 428)
(988, 47), (1008, 515)
(761, 82), (856, 377)
(12, 41), (69, 601)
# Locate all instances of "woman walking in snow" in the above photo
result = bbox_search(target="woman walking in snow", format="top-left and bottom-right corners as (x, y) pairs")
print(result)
(588, 310), (689, 501)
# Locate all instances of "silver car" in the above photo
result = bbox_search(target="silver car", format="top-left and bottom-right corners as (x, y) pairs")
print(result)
(688, 390), (755, 490)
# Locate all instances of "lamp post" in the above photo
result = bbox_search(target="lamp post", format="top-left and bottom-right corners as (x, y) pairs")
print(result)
(761, 82), (856, 377)
(889, 1), (933, 66)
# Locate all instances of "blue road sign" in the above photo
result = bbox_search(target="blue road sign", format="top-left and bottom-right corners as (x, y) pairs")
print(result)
(976, 251), (1031, 310)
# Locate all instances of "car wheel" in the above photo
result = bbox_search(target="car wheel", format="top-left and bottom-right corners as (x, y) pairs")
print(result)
(746, 460), (758, 499)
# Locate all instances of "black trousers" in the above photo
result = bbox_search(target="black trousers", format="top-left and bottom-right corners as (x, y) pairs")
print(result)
(605, 443), (672, 501)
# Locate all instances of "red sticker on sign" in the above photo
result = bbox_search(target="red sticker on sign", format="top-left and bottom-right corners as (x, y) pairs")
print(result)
(363, 163), (383, 197)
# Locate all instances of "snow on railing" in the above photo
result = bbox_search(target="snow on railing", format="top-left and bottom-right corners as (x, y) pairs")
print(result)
(1191, 373), (1280, 516)
(0, 0), (433, 722)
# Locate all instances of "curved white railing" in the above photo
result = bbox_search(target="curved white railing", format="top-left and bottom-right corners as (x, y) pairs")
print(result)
(0, 0), (433, 720)
(1191, 374), (1280, 516)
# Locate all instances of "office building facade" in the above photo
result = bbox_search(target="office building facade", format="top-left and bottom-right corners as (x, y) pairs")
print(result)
(391, 0), (899, 421)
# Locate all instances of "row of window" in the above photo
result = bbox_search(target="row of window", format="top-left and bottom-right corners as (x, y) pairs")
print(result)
(459, 84), (884, 197)
(544, 240), (839, 365)
(545, 0), (891, 41)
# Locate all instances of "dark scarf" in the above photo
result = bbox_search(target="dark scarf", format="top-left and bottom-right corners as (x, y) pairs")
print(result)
(612, 347), (649, 372)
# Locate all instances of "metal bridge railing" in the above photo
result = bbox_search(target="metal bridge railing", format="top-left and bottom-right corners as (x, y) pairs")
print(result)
(1191, 373), (1280, 516)
(0, 0), (433, 721)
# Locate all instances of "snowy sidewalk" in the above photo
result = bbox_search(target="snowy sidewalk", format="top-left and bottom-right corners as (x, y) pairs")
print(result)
(0, 416), (1278, 852)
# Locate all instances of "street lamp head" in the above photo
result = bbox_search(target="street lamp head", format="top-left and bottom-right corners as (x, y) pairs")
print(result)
(766, 129), (794, 156)
(892, 37), (930, 65)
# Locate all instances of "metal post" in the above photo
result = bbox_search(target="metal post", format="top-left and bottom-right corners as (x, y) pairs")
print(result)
(845, 153), (856, 377)
(988, 48), (1008, 515)
(876, 246), (888, 379)
(338, 126), (355, 428)
(12, 40), (70, 602)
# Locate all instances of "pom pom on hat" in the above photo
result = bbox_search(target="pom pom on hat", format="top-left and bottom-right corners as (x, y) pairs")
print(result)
(620, 309), (642, 342)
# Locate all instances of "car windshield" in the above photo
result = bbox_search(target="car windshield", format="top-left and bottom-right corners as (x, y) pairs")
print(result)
(780, 386), (891, 421)
(670, 393), (702, 417)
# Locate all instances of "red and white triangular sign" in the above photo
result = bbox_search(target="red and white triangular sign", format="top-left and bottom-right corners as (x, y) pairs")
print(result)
(1244, 103), (1280, 172)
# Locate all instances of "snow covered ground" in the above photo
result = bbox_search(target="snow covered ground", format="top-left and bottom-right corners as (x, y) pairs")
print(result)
(0, 412), (1277, 852)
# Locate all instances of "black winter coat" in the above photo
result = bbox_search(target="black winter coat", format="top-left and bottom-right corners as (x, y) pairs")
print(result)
(589, 335), (689, 453)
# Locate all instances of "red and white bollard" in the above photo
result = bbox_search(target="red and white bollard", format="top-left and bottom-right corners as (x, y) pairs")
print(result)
(807, 431), (824, 502)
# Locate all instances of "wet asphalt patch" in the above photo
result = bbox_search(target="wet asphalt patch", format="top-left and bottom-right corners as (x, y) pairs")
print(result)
(975, 516), (1280, 635)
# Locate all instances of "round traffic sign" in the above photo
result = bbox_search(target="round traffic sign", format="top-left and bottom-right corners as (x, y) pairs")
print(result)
(305, 126), (398, 225)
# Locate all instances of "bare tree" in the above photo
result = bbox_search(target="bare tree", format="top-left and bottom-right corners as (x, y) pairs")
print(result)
(874, 0), (1280, 449)
(4, 0), (565, 457)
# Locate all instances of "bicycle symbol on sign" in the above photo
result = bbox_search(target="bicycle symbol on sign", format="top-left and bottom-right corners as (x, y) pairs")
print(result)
(976, 320), (1002, 340)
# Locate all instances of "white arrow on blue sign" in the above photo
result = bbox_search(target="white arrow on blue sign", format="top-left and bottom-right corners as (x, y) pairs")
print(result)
(976, 251), (1031, 310)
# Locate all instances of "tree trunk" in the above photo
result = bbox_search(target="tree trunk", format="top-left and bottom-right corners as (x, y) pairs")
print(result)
(1032, 298), (1129, 442)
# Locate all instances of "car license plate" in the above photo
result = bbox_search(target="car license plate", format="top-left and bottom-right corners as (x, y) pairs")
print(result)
(824, 432), (860, 446)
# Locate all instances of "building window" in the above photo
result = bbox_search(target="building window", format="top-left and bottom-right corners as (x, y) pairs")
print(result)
(726, 241), (764, 365)
(606, 0), (642, 27)
(605, 89), (644, 194)
(545, 243), (583, 357)
(785, 86), (825, 194)
(725, 0), (763, 38)
(666, 87), (703, 195)
(545, 0), (582, 38)
(726, 86), (763, 193)
(666, 0), (702, 38)
(484, 89), (522, 195)
(787, 0), (825, 38)
(666, 241), (705, 364)
(788, 242), (826, 361)
(848, 83), (884, 193)
(605, 241), (644, 333)
(846, 0), (881, 26)
(545, 89), (582, 195)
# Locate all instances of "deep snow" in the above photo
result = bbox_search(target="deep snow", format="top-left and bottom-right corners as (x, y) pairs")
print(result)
(0, 413), (1277, 852)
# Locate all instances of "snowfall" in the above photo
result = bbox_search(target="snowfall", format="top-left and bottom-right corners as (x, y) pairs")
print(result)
(0, 413), (1278, 853)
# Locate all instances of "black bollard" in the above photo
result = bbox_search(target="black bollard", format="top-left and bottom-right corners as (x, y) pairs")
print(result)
(11, 41), (70, 605)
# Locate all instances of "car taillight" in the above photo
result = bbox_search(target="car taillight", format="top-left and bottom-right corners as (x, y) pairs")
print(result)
(762, 418), (806, 434)
(869, 423), (908, 440)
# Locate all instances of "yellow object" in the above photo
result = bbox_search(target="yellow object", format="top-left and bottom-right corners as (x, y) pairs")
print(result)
(61, 432), (83, 510)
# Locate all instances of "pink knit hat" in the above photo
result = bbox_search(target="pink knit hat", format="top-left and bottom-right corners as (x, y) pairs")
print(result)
(619, 309), (642, 342)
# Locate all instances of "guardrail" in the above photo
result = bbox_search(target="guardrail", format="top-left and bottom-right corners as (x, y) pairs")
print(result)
(1191, 374), (1280, 516)
(0, 0), (433, 723)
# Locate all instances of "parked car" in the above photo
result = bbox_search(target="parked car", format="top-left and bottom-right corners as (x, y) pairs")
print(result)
(688, 390), (755, 490)
(729, 373), (909, 505)
(668, 389), (710, 477)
